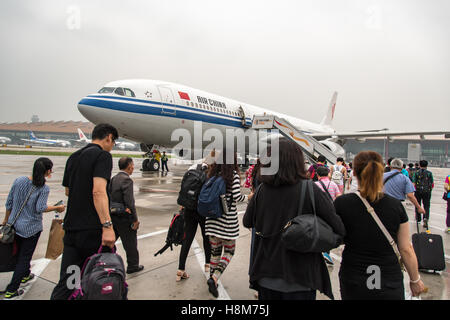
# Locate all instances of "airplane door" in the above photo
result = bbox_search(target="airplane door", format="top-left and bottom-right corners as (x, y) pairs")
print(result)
(158, 87), (176, 115)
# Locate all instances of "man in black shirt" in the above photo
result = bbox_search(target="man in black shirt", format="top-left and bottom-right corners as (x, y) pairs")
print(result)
(50, 123), (118, 300)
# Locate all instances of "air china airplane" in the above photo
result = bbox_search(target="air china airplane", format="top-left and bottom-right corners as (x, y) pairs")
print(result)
(77, 128), (137, 151)
(0, 136), (12, 144)
(21, 131), (71, 147)
(77, 79), (449, 166)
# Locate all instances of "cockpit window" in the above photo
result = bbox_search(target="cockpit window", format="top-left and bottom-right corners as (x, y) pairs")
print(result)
(98, 87), (115, 94)
(114, 87), (125, 96)
(123, 88), (135, 97)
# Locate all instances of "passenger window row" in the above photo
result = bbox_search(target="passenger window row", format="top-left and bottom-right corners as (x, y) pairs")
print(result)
(185, 101), (241, 116)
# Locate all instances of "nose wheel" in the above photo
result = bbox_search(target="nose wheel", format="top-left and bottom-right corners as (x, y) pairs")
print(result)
(142, 159), (160, 172)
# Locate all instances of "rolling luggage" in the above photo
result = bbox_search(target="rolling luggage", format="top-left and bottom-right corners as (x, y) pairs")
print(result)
(412, 220), (445, 272)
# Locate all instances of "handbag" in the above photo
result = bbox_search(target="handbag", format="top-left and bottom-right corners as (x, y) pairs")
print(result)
(0, 185), (35, 244)
(110, 201), (127, 216)
(355, 192), (406, 271)
(45, 217), (65, 260)
(254, 180), (341, 253)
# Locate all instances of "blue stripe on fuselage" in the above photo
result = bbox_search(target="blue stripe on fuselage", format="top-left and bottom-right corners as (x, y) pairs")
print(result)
(86, 95), (252, 122)
(79, 97), (251, 128)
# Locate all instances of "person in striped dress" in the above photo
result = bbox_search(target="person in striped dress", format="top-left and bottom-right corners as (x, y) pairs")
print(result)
(205, 150), (247, 298)
(1, 158), (65, 299)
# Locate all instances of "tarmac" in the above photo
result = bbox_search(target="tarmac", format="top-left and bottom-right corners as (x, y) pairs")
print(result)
(0, 153), (449, 300)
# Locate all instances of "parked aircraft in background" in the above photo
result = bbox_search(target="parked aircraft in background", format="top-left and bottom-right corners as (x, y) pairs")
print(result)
(77, 79), (450, 170)
(0, 136), (12, 144)
(77, 128), (137, 150)
(21, 131), (71, 147)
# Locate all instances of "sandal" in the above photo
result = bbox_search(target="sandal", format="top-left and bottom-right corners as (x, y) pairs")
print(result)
(176, 270), (189, 282)
(204, 264), (210, 273)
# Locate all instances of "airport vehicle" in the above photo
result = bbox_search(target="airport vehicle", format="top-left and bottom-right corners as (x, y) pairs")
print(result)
(77, 79), (450, 171)
(0, 136), (12, 144)
(77, 128), (136, 150)
(21, 131), (71, 147)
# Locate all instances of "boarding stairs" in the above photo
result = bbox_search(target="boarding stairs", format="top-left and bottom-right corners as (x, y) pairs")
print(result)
(251, 115), (337, 165)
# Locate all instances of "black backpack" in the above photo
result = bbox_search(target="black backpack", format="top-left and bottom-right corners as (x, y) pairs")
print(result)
(177, 164), (207, 210)
(69, 247), (128, 300)
(415, 169), (433, 193)
(154, 210), (185, 256)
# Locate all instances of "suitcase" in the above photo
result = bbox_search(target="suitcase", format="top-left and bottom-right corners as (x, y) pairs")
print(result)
(412, 221), (446, 272)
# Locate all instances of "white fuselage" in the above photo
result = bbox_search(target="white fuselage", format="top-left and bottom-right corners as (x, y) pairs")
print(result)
(77, 79), (336, 152)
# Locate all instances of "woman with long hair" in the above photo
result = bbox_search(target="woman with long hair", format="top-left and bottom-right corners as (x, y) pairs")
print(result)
(334, 151), (425, 299)
(243, 138), (345, 300)
(204, 149), (247, 298)
(1, 157), (65, 299)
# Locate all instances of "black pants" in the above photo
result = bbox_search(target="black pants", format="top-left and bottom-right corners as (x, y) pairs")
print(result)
(161, 160), (169, 172)
(112, 215), (139, 269)
(258, 287), (316, 300)
(415, 191), (431, 221)
(6, 232), (41, 293)
(178, 209), (211, 270)
(50, 229), (102, 300)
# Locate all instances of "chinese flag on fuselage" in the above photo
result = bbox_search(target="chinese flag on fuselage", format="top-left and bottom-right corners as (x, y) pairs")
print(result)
(178, 91), (190, 100)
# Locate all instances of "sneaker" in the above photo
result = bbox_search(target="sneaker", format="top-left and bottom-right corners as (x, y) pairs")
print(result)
(423, 219), (429, 230)
(207, 278), (219, 298)
(126, 265), (144, 274)
(3, 289), (24, 299)
(446, 228), (450, 234)
(322, 252), (334, 265)
(21, 273), (35, 285)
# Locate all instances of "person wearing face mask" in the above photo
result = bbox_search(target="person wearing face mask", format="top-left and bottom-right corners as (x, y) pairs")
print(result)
(1, 157), (65, 299)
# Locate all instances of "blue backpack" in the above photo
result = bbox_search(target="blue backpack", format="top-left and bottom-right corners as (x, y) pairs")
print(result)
(197, 176), (226, 218)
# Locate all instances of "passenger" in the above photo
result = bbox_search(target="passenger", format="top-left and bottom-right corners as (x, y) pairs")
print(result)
(205, 149), (247, 298)
(406, 163), (415, 182)
(412, 160), (434, 229)
(153, 150), (162, 170)
(51, 123), (118, 300)
(176, 157), (211, 282)
(334, 151), (426, 300)
(314, 165), (341, 266)
(109, 157), (143, 274)
(243, 138), (345, 300)
(384, 157), (394, 173)
(444, 174), (450, 233)
(161, 151), (169, 172)
(315, 166), (341, 201)
(330, 157), (347, 194)
(1, 158), (65, 299)
(347, 162), (359, 193)
(383, 158), (425, 218)
(401, 164), (409, 178)
(307, 155), (327, 181)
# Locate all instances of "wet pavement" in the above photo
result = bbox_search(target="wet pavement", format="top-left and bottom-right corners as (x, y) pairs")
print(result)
(0, 154), (449, 300)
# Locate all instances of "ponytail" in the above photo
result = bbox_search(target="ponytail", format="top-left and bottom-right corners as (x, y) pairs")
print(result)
(353, 152), (384, 202)
(32, 157), (53, 187)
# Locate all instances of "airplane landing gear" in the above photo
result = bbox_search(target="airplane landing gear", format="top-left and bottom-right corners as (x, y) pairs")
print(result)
(140, 143), (161, 172)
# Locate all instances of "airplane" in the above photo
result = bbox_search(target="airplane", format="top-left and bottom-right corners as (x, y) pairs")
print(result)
(21, 131), (71, 147)
(77, 128), (136, 150)
(0, 136), (12, 144)
(77, 79), (450, 170)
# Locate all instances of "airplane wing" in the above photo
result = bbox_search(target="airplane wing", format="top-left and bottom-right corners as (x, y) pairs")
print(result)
(311, 130), (450, 140)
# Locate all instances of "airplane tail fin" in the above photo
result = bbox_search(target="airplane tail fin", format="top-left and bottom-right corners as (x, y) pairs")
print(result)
(29, 131), (36, 140)
(77, 128), (87, 141)
(320, 92), (338, 127)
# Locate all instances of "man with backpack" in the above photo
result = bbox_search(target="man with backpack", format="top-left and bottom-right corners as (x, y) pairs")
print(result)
(51, 123), (119, 300)
(412, 160), (434, 228)
(330, 157), (347, 194)
(383, 158), (425, 219)
(307, 155), (327, 182)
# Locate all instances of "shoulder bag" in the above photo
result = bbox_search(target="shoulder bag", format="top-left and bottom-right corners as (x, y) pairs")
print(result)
(355, 192), (406, 271)
(0, 185), (36, 244)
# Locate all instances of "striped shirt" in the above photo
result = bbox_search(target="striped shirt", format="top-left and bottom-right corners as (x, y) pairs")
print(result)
(5, 176), (49, 238)
(205, 172), (247, 240)
(315, 177), (341, 200)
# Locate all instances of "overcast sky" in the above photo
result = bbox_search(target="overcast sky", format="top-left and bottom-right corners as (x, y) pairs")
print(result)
(0, 0), (449, 132)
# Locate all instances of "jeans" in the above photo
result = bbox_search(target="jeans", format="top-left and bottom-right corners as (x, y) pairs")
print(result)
(6, 232), (41, 293)
(50, 229), (102, 300)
